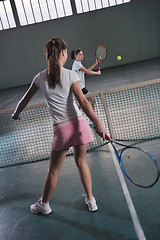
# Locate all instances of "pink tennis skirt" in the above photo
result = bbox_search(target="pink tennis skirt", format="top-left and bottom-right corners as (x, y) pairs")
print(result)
(52, 115), (94, 151)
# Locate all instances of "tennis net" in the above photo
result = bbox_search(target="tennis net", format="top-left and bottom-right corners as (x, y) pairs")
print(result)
(0, 79), (159, 168)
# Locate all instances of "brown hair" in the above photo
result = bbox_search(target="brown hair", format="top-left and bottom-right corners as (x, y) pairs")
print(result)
(70, 48), (82, 60)
(45, 37), (67, 89)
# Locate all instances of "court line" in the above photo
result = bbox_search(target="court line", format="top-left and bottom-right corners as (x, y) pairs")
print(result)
(0, 95), (18, 107)
(109, 145), (147, 240)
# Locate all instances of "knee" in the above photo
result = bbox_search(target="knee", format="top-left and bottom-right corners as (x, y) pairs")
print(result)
(75, 159), (86, 169)
(48, 168), (59, 176)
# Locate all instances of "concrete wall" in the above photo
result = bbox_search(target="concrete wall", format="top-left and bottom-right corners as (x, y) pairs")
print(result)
(0, 0), (160, 89)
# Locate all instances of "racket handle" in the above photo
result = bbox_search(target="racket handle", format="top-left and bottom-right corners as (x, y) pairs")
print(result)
(98, 60), (100, 71)
(105, 133), (111, 140)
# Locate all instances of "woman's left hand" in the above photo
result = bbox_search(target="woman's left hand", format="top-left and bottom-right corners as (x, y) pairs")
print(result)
(12, 113), (20, 120)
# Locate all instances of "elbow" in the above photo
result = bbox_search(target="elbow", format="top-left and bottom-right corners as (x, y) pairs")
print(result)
(79, 98), (88, 108)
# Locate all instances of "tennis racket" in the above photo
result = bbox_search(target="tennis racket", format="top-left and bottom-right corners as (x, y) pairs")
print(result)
(105, 133), (160, 188)
(95, 45), (107, 71)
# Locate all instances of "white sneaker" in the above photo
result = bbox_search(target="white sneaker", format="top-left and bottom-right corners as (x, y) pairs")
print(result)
(30, 198), (52, 215)
(84, 194), (98, 212)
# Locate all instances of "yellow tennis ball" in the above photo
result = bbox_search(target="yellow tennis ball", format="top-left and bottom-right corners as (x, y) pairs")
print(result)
(117, 56), (121, 61)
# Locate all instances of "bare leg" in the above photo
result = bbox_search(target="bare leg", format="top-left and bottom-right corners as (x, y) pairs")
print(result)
(42, 149), (68, 204)
(74, 144), (93, 200)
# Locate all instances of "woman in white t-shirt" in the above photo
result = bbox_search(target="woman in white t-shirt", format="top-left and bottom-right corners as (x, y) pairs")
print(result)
(71, 48), (101, 95)
(12, 38), (106, 214)
(71, 49), (101, 112)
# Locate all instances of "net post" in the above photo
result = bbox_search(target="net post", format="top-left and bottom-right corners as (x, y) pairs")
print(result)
(99, 92), (115, 140)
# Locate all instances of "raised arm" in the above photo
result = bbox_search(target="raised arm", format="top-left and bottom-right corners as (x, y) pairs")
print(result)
(71, 81), (106, 139)
(87, 59), (99, 71)
(80, 65), (101, 76)
(12, 82), (39, 120)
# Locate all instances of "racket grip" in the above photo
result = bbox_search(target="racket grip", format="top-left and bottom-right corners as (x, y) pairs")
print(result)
(105, 133), (111, 140)
(98, 66), (100, 71)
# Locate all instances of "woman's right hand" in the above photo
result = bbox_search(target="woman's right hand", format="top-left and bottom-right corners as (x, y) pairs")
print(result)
(97, 70), (101, 75)
(94, 122), (106, 140)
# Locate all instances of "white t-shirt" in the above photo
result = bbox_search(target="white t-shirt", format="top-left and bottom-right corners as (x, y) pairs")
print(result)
(72, 60), (85, 89)
(33, 67), (82, 125)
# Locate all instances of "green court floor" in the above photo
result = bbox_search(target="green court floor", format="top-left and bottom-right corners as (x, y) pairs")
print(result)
(0, 139), (160, 240)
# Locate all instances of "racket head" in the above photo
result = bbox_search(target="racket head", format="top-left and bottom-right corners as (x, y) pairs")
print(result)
(119, 146), (160, 188)
(95, 45), (107, 61)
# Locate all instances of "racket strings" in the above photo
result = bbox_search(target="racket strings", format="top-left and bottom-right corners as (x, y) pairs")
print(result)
(120, 147), (159, 188)
(96, 46), (106, 60)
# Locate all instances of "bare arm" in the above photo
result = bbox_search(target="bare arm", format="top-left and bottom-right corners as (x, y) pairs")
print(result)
(71, 81), (106, 139)
(80, 65), (101, 76)
(87, 59), (99, 71)
(12, 82), (39, 120)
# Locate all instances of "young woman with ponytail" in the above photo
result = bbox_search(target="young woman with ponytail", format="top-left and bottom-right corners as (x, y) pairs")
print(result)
(12, 38), (106, 214)
(70, 48), (101, 95)
(71, 48), (101, 112)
